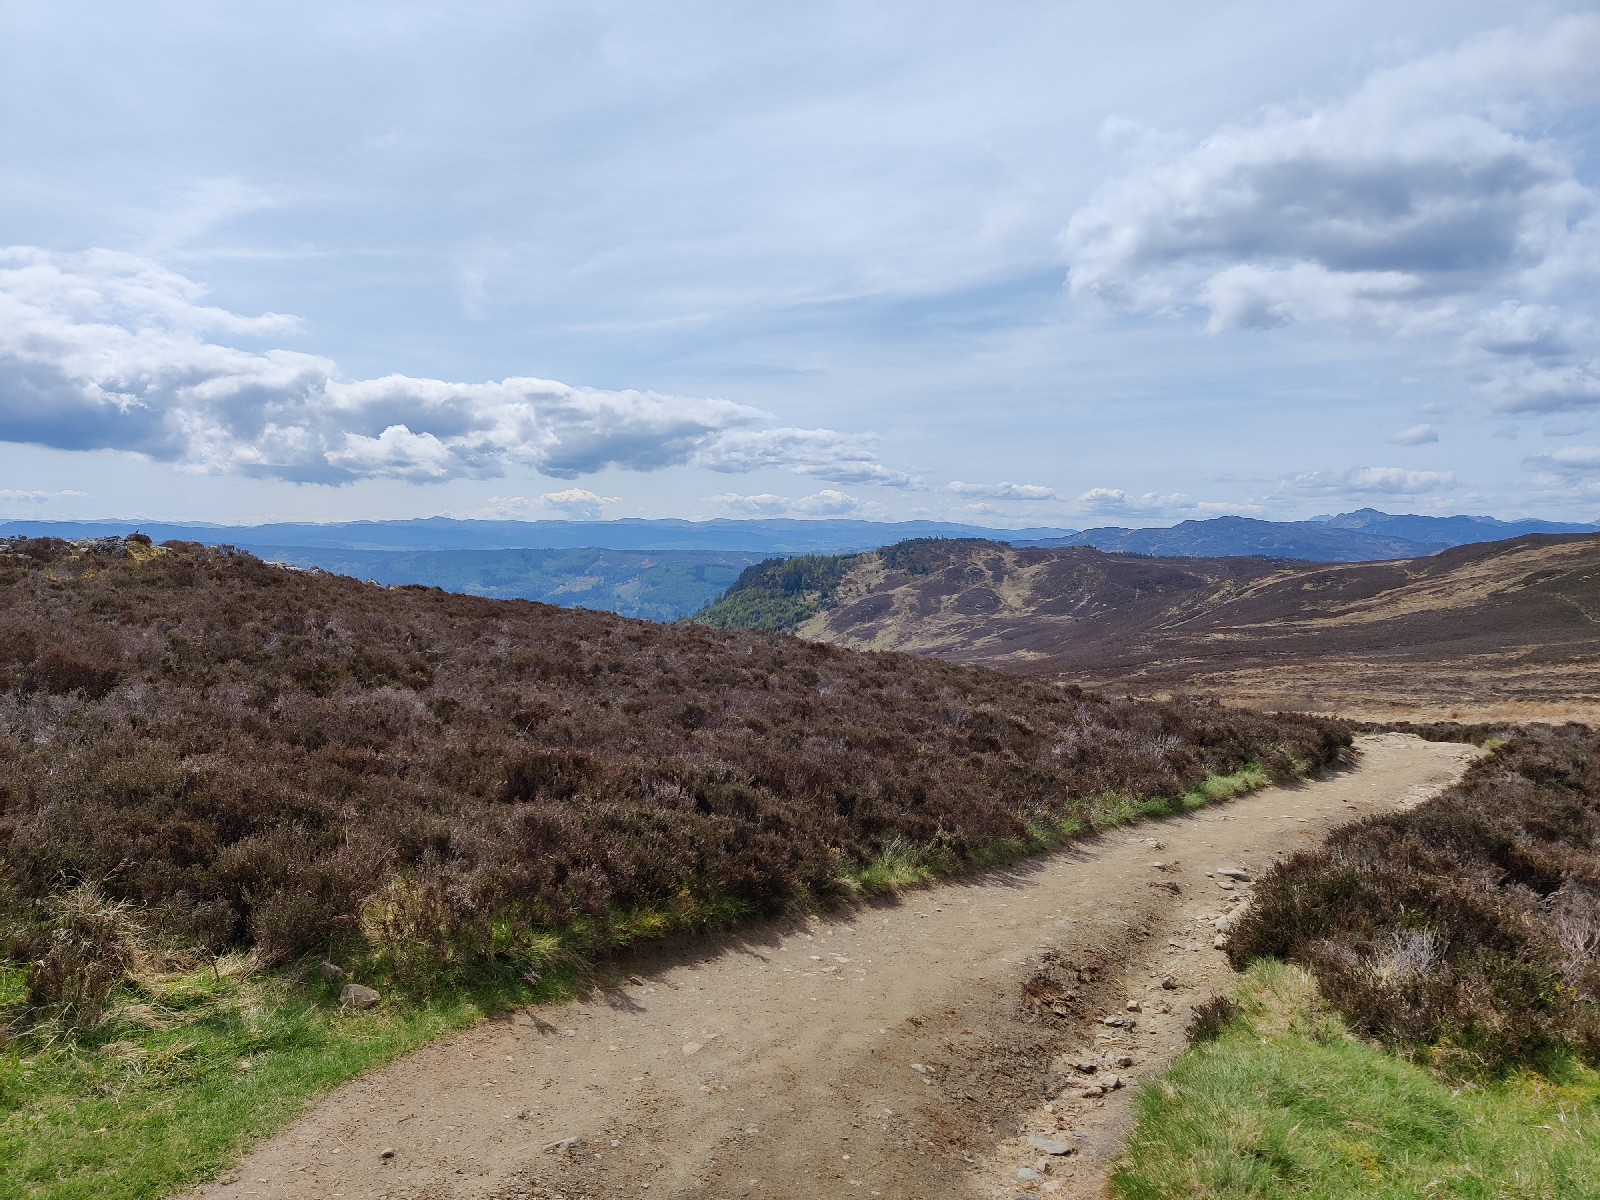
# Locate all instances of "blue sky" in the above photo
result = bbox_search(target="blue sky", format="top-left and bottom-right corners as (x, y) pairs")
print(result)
(2, 2), (1599, 526)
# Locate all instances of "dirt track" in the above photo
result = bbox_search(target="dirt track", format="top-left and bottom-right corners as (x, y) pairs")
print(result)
(193, 734), (1480, 1200)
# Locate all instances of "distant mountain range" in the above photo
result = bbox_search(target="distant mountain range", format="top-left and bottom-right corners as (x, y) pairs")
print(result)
(0, 516), (1073, 555)
(1019, 509), (1597, 562)
(4, 509), (1595, 620)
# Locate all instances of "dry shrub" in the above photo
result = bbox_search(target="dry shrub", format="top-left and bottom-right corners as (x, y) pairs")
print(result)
(25, 884), (144, 1029)
(1230, 724), (1600, 1072)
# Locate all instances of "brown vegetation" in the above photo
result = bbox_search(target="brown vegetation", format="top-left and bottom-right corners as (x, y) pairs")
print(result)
(720, 533), (1600, 722)
(0, 536), (1345, 999)
(1229, 723), (1600, 1073)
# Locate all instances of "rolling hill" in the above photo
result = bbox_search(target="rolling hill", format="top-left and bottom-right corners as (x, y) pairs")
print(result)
(4, 511), (1595, 623)
(695, 533), (1600, 722)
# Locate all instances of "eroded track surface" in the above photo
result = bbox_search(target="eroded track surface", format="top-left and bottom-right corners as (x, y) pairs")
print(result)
(193, 734), (1479, 1200)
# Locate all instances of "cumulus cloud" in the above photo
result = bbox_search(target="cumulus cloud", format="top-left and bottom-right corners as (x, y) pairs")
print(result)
(714, 489), (868, 517)
(693, 427), (917, 487)
(946, 480), (1058, 501)
(0, 488), (87, 505)
(537, 488), (621, 519)
(1522, 445), (1600, 475)
(1063, 16), (1600, 413)
(1388, 423), (1440, 445)
(0, 247), (908, 486)
(1076, 487), (1193, 516)
(1287, 466), (1458, 494)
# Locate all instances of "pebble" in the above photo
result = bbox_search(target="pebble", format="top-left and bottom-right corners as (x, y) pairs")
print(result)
(1017, 1167), (1044, 1181)
(379, 1148), (395, 1160)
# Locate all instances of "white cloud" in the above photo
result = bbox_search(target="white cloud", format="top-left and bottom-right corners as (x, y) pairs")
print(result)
(1388, 423), (1439, 445)
(693, 427), (918, 487)
(1522, 445), (1600, 475)
(1075, 487), (1193, 516)
(538, 487), (620, 519)
(0, 247), (909, 487)
(1063, 16), (1600, 417)
(946, 480), (1058, 501)
(713, 489), (869, 518)
(0, 488), (87, 504)
(1288, 466), (1458, 494)
(713, 492), (789, 517)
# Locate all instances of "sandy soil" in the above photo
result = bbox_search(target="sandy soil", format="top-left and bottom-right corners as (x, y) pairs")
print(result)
(192, 734), (1479, 1200)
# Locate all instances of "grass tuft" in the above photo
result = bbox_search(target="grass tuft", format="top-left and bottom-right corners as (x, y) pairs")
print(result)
(1113, 960), (1600, 1200)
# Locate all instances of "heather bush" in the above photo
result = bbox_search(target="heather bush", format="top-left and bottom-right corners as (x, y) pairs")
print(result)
(1230, 724), (1600, 1073)
(0, 536), (1347, 990)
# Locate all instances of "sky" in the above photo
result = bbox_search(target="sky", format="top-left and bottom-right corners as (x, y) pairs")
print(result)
(2, 2), (1599, 528)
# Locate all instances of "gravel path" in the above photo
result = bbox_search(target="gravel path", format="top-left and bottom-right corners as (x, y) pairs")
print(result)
(192, 733), (1479, 1200)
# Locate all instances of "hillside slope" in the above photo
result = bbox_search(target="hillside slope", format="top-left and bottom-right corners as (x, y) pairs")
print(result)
(703, 534), (1600, 721)
(257, 545), (760, 621)
(0, 535), (1343, 977)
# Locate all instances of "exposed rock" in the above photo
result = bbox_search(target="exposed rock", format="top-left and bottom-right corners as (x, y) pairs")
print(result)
(1017, 1167), (1044, 1181)
(1125, 1000), (1142, 1012)
(1160, 973), (1178, 990)
(339, 983), (380, 1009)
(320, 961), (348, 983)
(1217, 868), (1252, 881)
(379, 1148), (395, 1160)
(1027, 1136), (1076, 1156)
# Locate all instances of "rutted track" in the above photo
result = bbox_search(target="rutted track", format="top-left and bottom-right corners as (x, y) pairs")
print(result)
(192, 734), (1479, 1200)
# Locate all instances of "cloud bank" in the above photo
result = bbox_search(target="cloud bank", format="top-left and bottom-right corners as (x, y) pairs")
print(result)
(0, 247), (904, 487)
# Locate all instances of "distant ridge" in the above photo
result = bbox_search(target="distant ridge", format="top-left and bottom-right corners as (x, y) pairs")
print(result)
(6, 510), (1595, 621)
(0, 516), (1076, 555)
(1021, 510), (1597, 562)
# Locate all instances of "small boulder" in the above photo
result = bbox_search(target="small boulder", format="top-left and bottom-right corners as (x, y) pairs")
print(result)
(320, 961), (348, 982)
(340, 983), (381, 1009)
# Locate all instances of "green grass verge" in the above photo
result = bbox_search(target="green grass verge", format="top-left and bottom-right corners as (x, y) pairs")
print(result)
(0, 957), (555, 1200)
(841, 761), (1273, 897)
(1112, 960), (1600, 1200)
(0, 759), (1284, 1200)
